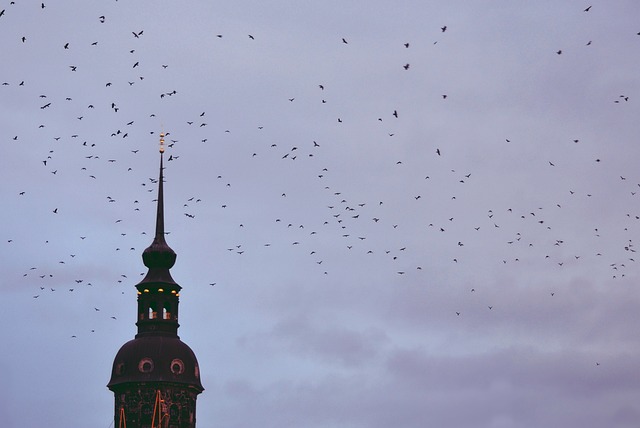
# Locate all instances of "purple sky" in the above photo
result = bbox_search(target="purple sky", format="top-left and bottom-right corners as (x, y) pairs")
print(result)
(2, 1), (640, 427)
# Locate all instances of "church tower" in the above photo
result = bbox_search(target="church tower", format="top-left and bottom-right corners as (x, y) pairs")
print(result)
(108, 134), (204, 428)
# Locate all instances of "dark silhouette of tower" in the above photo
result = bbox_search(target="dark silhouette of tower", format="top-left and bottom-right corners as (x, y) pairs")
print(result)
(108, 134), (204, 428)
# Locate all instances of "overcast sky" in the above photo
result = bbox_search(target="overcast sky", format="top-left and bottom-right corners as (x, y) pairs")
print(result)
(2, 1), (640, 427)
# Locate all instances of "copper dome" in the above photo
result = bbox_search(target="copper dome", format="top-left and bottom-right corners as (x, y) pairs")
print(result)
(108, 335), (203, 392)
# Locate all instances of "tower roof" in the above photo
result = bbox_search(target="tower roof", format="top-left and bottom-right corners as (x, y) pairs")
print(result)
(108, 336), (204, 392)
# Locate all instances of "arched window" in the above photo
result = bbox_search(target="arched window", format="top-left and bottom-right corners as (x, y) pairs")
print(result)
(149, 302), (158, 319)
(163, 302), (172, 320)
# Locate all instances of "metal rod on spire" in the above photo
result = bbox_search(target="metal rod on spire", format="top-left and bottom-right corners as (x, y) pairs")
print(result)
(155, 133), (165, 240)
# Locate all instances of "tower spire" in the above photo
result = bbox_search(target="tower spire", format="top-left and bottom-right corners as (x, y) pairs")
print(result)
(155, 132), (166, 241)
(139, 132), (178, 285)
(108, 132), (203, 428)
(134, 132), (180, 336)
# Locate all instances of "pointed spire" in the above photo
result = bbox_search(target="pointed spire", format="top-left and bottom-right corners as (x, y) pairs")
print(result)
(140, 133), (177, 279)
(155, 133), (166, 241)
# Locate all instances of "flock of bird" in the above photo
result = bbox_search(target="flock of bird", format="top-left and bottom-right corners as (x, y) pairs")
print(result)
(1, 1), (639, 349)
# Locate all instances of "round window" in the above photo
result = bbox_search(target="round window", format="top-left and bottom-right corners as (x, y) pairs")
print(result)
(170, 358), (185, 375)
(138, 358), (154, 373)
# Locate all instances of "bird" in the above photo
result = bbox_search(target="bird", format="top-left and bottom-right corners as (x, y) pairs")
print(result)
(584, 5), (592, 12)
(342, 38), (348, 44)
(441, 25), (447, 32)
